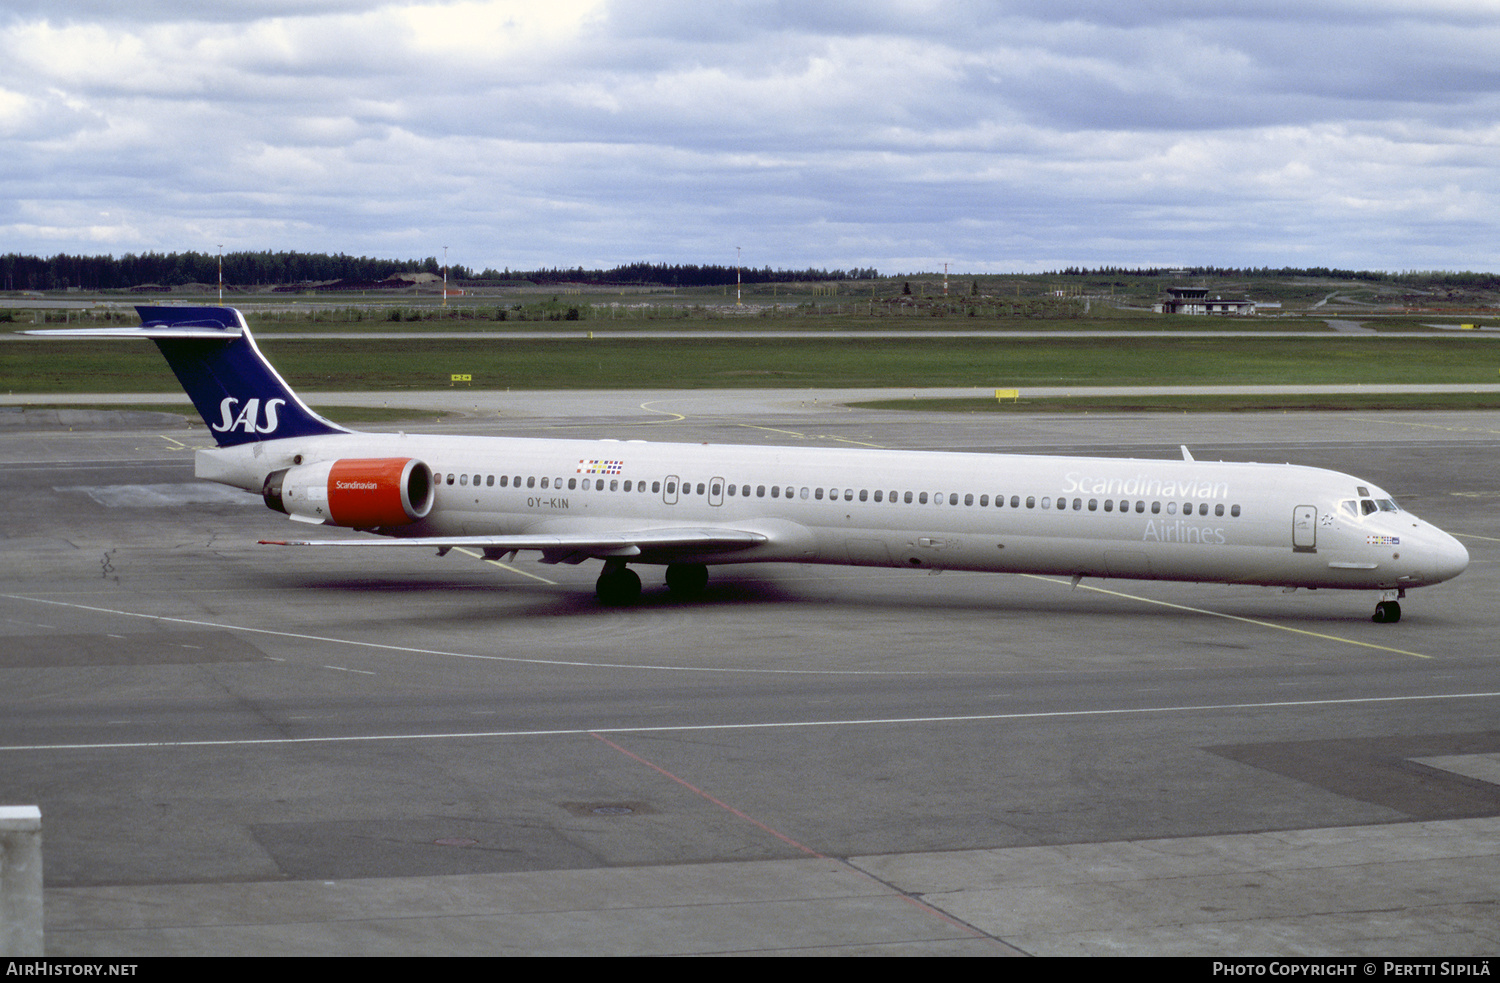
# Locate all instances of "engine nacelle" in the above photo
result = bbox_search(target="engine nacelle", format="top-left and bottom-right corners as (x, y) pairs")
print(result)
(263, 458), (434, 527)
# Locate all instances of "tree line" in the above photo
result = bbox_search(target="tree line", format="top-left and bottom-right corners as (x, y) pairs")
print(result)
(479, 262), (879, 286)
(1049, 265), (1500, 288)
(0, 251), (876, 291)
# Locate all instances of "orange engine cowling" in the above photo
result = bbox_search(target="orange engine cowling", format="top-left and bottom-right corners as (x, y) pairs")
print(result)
(263, 458), (435, 527)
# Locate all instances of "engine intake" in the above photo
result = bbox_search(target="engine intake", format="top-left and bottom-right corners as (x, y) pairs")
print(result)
(263, 458), (434, 527)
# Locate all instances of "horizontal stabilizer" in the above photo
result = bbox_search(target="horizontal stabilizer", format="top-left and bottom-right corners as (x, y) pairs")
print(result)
(26, 325), (243, 340)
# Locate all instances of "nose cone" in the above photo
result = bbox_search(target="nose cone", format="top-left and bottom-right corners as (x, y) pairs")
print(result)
(1432, 531), (1470, 585)
(1406, 525), (1469, 586)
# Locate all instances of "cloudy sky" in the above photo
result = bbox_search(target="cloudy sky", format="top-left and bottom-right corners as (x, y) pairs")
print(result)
(4, 1), (1499, 274)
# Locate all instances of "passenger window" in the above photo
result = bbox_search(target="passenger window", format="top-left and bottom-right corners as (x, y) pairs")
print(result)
(612, 480), (620, 491)
(905, 491), (913, 504)
(667, 481), (677, 494)
(1215, 504), (1224, 517)
(950, 493), (960, 505)
(1167, 502), (1177, 515)
(771, 486), (780, 498)
(1151, 501), (1161, 514)
(653, 481), (661, 493)
(1011, 496), (1021, 508)
(977, 494), (986, 507)
(624, 480), (633, 492)
(874, 490), (883, 502)
(1231, 504), (1241, 517)
(815, 488), (825, 500)
(1135, 501), (1145, 513)
(1199, 503), (1209, 516)
(919, 492), (928, 504)
(1026, 496), (1035, 509)
(1088, 499), (1097, 511)
(1041, 497), (1050, 509)
(500, 475), (508, 487)
(859, 490), (868, 502)
(756, 485), (765, 497)
(1103, 499), (1113, 512)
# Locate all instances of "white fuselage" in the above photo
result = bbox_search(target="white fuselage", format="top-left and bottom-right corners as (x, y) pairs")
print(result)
(198, 430), (1470, 592)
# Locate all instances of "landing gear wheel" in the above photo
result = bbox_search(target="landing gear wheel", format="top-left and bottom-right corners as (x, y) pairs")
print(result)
(1373, 600), (1402, 623)
(665, 562), (709, 597)
(596, 564), (642, 605)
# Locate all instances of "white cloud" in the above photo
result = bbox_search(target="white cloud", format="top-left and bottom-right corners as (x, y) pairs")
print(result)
(3, 1), (1500, 272)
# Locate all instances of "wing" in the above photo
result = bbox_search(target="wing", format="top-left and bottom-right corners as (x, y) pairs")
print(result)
(260, 527), (768, 566)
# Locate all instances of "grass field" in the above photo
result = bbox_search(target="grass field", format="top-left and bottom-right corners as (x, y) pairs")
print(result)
(9, 333), (1500, 393)
(851, 392), (1500, 414)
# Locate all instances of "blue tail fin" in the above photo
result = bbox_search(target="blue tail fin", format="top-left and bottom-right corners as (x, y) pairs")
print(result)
(32, 306), (349, 447)
(137, 306), (349, 447)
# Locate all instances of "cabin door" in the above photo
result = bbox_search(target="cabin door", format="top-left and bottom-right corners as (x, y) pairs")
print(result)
(1292, 505), (1317, 552)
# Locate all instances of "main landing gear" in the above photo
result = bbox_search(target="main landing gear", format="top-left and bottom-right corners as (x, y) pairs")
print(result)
(595, 561), (710, 604)
(595, 560), (641, 605)
(1372, 589), (1405, 623)
(664, 562), (709, 597)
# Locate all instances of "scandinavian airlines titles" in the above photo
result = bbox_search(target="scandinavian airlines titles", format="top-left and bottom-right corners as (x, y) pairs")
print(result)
(1062, 470), (1230, 500)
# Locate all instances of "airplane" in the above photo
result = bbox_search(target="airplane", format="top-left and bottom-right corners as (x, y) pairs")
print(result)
(30, 305), (1468, 623)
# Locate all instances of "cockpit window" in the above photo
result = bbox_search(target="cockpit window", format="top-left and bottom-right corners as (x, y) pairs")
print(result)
(1343, 495), (1400, 517)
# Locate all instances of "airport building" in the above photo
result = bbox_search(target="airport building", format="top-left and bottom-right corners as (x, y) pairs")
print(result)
(1157, 285), (1255, 315)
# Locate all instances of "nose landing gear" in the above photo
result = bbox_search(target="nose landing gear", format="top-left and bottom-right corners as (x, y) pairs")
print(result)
(1372, 588), (1405, 623)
